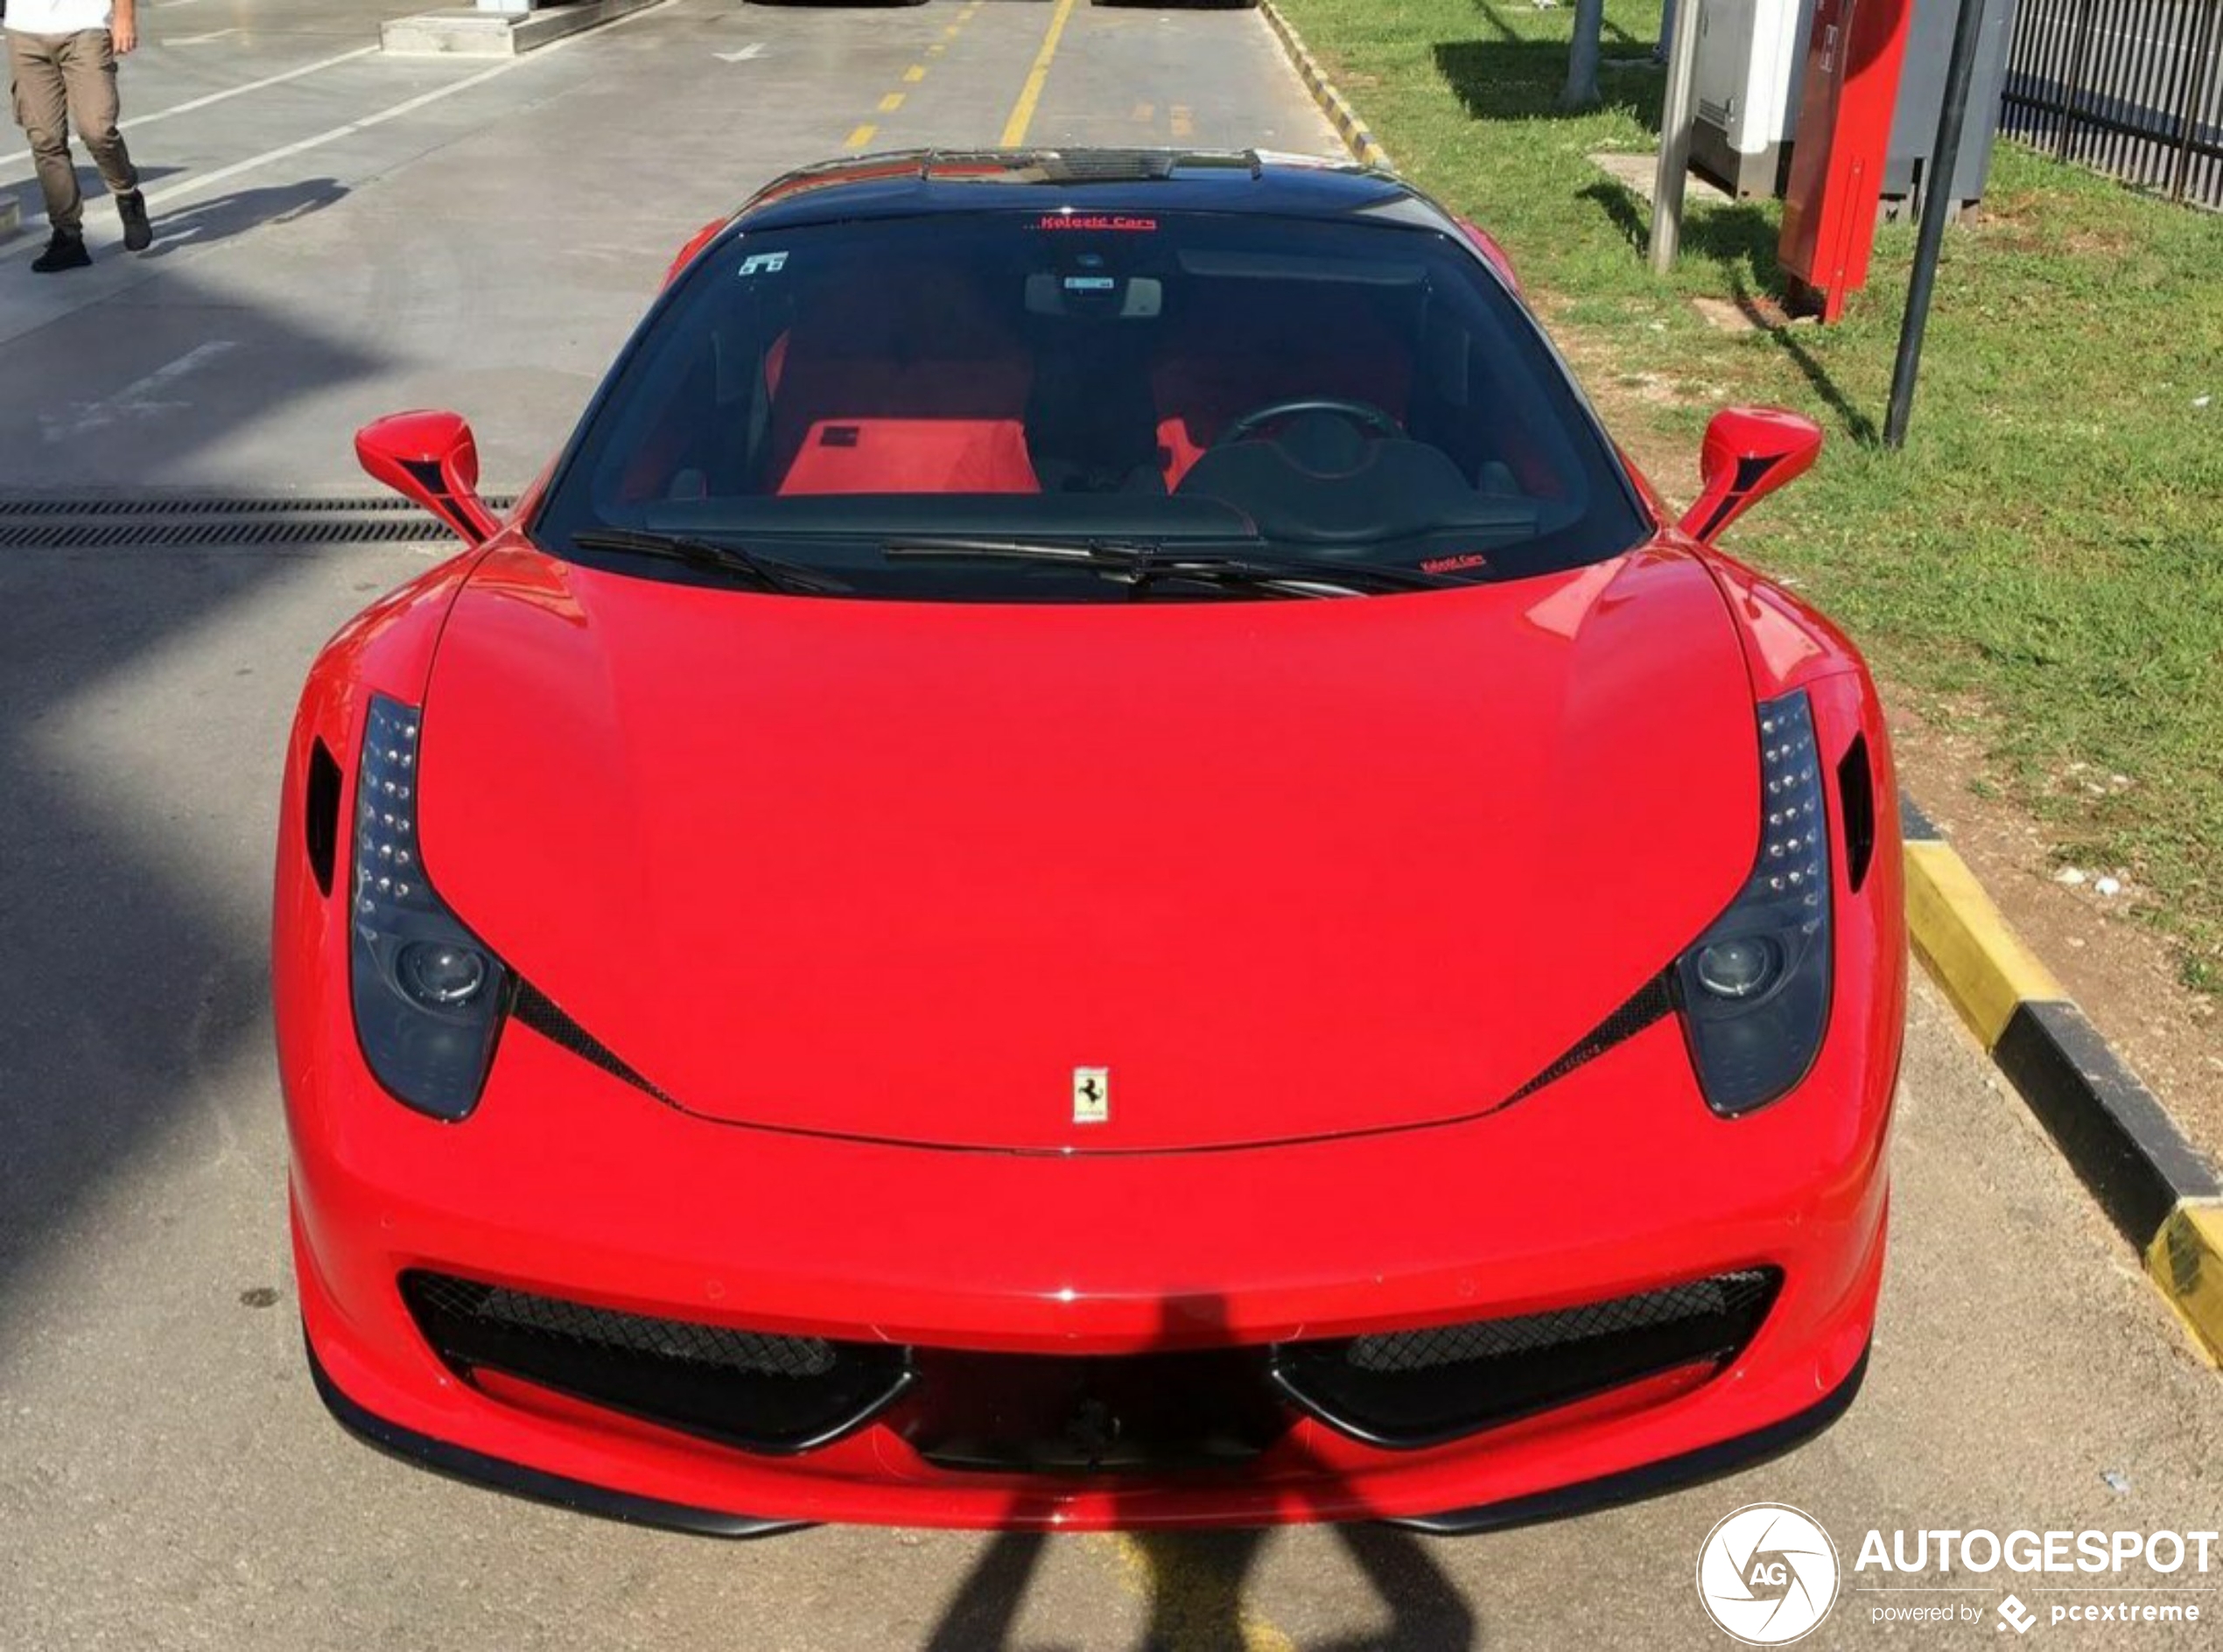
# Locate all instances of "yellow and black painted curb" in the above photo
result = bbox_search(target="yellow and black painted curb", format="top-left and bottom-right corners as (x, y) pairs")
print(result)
(1903, 798), (2223, 1364)
(1258, 1), (1393, 171)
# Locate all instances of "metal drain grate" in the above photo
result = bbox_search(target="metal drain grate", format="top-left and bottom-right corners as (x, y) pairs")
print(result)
(0, 494), (518, 550)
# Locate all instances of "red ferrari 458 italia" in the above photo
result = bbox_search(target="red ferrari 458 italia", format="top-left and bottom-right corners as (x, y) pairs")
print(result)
(276, 149), (1904, 1536)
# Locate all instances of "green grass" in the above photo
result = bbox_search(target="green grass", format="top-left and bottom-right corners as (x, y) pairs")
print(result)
(1280, 0), (2223, 993)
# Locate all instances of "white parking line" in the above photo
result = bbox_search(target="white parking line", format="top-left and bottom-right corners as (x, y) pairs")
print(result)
(39, 340), (237, 442)
(0, 46), (378, 172)
(133, 0), (681, 215)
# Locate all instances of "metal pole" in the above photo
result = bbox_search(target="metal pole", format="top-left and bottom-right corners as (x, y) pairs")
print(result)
(1883, 0), (1990, 448)
(1649, 0), (1705, 274)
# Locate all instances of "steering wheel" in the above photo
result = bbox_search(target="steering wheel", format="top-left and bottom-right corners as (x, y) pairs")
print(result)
(1214, 397), (1402, 447)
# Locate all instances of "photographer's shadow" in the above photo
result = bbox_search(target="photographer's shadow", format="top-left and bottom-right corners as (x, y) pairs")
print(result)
(919, 1291), (1479, 1650)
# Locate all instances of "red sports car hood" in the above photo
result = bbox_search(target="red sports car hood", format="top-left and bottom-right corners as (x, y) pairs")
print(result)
(419, 542), (1759, 1152)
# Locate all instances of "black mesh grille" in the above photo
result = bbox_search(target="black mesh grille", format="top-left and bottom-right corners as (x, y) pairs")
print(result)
(1504, 971), (1677, 1103)
(405, 1273), (837, 1378)
(1271, 1268), (1779, 1449)
(1348, 1271), (1776, 1372)
(402, 1272), (909, 1453)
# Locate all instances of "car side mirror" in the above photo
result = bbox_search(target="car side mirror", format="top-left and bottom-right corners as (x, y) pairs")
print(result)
(355, 410), (501, 547)
(1676, 407), (1824, 545)
(663, 215), (726, 288)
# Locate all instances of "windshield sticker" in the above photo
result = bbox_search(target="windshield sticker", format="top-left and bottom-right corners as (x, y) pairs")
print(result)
(1422, 552), (1490, 575)
(737, 250), (789, 277)
(1037, 214), (1158, 233)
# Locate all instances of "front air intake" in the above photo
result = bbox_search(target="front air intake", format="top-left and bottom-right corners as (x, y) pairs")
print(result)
(1837, 732), (1876, 893)
(401, 1272), (912, 1454)
(1269, 1269), (1780, 1449)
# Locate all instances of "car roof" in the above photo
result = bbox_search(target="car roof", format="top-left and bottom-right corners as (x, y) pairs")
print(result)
(730, 149), (1456, 235)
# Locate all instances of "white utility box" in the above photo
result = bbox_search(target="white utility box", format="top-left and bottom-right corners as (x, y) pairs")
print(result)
(1688, 0), (1814, 199)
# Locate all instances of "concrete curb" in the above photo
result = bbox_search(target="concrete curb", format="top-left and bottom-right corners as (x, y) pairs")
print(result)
(381, 0), (668, 58)
(1257, 1), (1392, 171)
(1902, 800), (2223, 1363)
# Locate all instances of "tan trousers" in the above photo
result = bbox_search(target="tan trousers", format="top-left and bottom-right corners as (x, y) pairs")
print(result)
(7, 28), (138, 236)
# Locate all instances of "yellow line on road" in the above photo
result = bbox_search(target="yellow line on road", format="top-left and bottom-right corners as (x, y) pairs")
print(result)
(904, 64), (926, 82)
(879, 92), (906, 112)
(845, 122), (878, 150)
(1104, 1534), (1297, 1652)
(999, 0), (1078, 147)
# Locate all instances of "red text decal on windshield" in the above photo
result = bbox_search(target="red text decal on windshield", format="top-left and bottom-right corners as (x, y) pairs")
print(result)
(1422, 553), (1490, 575)
(1037, 214), (1158, 233)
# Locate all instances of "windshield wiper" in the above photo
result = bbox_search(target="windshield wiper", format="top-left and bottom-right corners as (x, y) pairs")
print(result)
(880, 536), (1460, 598)
(569, 528), (852, 596)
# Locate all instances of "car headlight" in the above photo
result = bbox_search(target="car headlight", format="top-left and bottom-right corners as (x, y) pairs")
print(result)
(350, 694), (508, 1120)
(1674, 689), (1832, 1116)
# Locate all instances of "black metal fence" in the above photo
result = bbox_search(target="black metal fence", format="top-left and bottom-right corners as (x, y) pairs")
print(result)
(1999, 0), (2223, 206)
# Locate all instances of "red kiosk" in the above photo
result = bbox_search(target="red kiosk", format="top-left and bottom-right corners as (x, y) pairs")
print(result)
(1778, 0), (1913, 321)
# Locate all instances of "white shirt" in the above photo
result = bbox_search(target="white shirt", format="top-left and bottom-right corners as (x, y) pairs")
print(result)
(5, 0), (117, 34)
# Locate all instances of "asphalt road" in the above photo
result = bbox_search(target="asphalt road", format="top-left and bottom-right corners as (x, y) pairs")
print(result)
(3, 4), (2221, 1648)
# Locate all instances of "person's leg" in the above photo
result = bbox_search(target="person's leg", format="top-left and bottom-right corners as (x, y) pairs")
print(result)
(8, 31), (89, 244)
(56, 28), (149, 248)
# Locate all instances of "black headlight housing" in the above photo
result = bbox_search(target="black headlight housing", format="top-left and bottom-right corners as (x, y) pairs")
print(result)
(1675, 690), (1833, 1116)
(349, 694), (508, 1120)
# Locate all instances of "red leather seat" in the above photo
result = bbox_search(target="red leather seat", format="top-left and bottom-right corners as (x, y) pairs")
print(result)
(769, 270), (1039, 496)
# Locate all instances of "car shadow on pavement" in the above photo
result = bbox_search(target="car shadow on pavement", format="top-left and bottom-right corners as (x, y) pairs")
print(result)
(915, 1292), (1481, 1649)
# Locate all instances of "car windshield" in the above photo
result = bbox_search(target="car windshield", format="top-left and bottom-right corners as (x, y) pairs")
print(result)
(532, 208), (1649, 600)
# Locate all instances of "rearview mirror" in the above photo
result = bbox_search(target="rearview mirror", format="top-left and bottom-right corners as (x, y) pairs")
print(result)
(1677, 407), (1824, 545)
(355, 410), (501, 547)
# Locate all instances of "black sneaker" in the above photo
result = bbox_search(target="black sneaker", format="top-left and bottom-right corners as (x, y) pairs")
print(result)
(31, 230), (91, 273)
(117, 190), (152, 253)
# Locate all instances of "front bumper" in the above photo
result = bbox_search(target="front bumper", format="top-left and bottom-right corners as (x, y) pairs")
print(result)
(305, 1325), (1870, 1540)
(286, 958), (1898, 1530)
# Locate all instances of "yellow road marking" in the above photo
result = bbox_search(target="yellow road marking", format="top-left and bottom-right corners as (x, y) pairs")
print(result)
(943, 21), (961, 35)
(904, 64), (926, 82)
(1904, 839), (2066, 1047)
(927, 40), (945, 55)
(1104, 1534), (1298, 1652)
(999, 0), (1077, 146)
(845, 122), (878, 150)
(879, 91), (906, 112)
(1133, 101), (1154, 122)
(1170, 102), (1195, 138)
